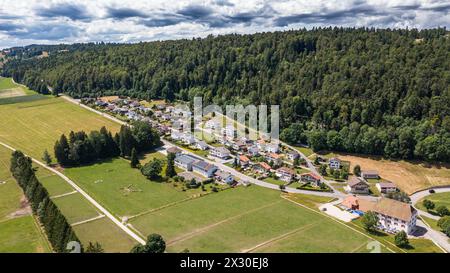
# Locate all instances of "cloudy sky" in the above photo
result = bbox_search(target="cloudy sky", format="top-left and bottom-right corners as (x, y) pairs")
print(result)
(0, 0), (449, 49)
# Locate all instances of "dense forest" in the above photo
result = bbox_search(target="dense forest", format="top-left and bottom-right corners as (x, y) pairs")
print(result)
(2, 27), (449, 162)
(54, 123), (161, 166)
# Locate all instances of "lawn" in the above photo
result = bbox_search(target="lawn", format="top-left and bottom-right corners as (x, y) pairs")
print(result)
(0, 91), (120, 160)
(130, 186), (390, 253)
(348, 218), (443, 253)
(62, 157), (192, 217)
(262, 176), (286, 186)
(73, 217), (137, 253)
(52, 193), (101, 224)
(417, 192), (450, 213)
(0, 216), (51, 253)
(320, 152), (450, 195)
(292, 146), (314, 157)
(0, 146), (51, 252)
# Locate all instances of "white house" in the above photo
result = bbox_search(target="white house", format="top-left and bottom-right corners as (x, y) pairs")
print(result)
(221, 125), (235, 138)
(181, 134), (196, 145)
(300, 173), (321, 187)
(276, 167), (295, 182)
(195, 141), (209, 150)
(247, 146), (259, 157)
(265, 143), (280, 153)
(329, 157), (341, 170)
(192, 161), (217, 178)
(171, 131), (183, 141)
(370, 198), (417, 234)
(376, 182), (397, 194)
(210, 147), (231, 159)
(205, 120), (220, 130)
(287, 151), (300, 161)
(215, 170), (234, 184)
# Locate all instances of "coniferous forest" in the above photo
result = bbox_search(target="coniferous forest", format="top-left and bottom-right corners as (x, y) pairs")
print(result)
(2, 27), (449, 162)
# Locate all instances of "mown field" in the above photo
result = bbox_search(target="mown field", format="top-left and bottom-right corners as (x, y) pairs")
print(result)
(0, 81), (120, 160)
(0, 79), (137, 252)
(0, 77), (33, 99)
(417, 192), (450, 213)
(319, 152), (450, 195)
(129, 186), (389, 253)
(0, 145), (51, 253)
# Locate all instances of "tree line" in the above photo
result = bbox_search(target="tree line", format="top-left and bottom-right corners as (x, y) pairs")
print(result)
(10, 150), (82, 252)
(3, 27), (449, 162)
(54, 122), (161, 166)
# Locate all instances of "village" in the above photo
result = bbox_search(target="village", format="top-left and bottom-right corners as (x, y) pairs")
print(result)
(81, 95), (426, 238)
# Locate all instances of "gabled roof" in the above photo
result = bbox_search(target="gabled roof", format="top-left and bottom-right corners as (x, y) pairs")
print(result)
(213, 146), (230, 154)
(239, 155), (250, 162)
(373, 198), (416, 222)
(348, 177), (368, 187)
(301, 172), (321, 180)
(276, 167), (295, 175)
(167, 147), (182, 154)
(259, 162), (271, 170)
(193, 160), (216, 172)
(378, 182), (396, 188)
(362, 170), (379, 176)
(267, 153), (281, 159)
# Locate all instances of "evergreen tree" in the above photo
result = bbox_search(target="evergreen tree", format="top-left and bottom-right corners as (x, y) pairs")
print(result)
(130, 148), (140, 168)
(165, 152), (176, 178)
(42, 150), (52, 165)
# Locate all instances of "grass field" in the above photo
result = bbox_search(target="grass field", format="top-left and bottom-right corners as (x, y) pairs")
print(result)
(0, 216), (51, 253)
(63, 156), (192, 217)
(73, 217), (136, 253)
(416, 192), (450, 213)
(0, 77), (32, 99)
(129, 186), (390, 253)
(0, 145), (51, 252)
(319, 152), (450, 195)
(0, 80), (138, 252)
(0, 92), (120, 160)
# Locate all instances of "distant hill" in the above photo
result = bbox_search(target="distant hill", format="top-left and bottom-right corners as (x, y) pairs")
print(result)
(2, 27), (449, 162)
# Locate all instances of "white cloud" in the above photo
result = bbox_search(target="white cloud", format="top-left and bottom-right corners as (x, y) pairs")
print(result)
(0, 0), (448, 48)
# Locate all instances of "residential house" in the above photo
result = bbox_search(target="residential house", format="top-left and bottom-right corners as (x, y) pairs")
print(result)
(287, 151), (300, 161)
(370, 198), (417, 234)
(192, 161), (217, 178)
(174, 154), (197, 171)
(276, 167), (295, 182)
(265, 153), (282, 166)
(215, 170), (234, 184)
(172, 120), (184, 131)
(171, 131), (183, 141)
(232, 141), (246, 151)
(362, 170), (379, 180)
(247, 146), (259, 157)
(300, 173), (321, 187)
(238, 155), (250, 167)
(256, 139), (266, 150)
(167, 147), (182, 156)
(376, 182), (397, 194)
(253, 162), (271, 174)
(265, 143), (279, 154)
(329, 157), (341, 170)
(180, 134), (195, 145)
(195, 141), (209, 151)
(210, 147), (231, 159)
(221, 125), (235, 138)
(205, 120), (220, 130)
(345, 177), (370, 194)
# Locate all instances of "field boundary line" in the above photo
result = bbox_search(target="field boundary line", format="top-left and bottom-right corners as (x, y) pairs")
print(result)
(280, 195), (395, 253)
(167, 200), (283, 246)
(0, 140), (146, 245)
(242, 222), (319, 253)
(71, 214), (106, 227)
(31, 214), (54, 253)
(50, 190), (78, 199)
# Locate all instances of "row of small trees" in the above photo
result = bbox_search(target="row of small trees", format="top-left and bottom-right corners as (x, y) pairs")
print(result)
(10, 150), (82, 252)
(54, 122), (161, 166)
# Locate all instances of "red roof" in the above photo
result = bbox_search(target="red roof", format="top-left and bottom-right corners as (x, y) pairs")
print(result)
(267, 153), (280, 159)
(301, 172), (321, 180)
(259, 162), (271, 170)
(239, 155), (250, 162)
